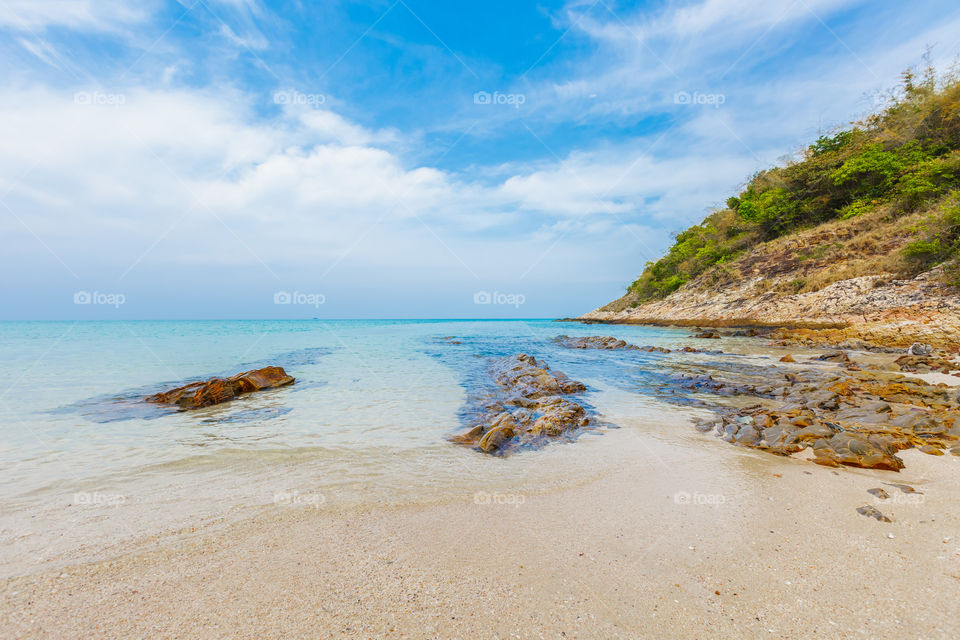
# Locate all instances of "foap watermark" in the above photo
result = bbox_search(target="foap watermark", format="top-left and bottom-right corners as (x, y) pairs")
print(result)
(674, 490), (726, 505)
(74, 291), (125, 308)
(673, 91), (726, 108)
(874, 492), (926, 506)
(74, 91), (126, 106)
(73, 491), (126, 507)
(274, 290), (325, 308)
(473, 90), (526, 109)
(273, 490), (326, 509)
(273, 90), (326, 107)
(873, 91), (930, 109)
(473, 290), (525, 308)
(473, 491), (525, 507)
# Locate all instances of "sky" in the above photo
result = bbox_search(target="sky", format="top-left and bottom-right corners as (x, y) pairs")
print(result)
(2, 0), (960, 320)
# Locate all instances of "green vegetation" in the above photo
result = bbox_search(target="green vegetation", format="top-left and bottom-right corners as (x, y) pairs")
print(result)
(629, 63), (960, 302)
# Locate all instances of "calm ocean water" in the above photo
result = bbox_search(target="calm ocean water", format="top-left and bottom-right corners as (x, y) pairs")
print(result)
(0, 319), (772, 573)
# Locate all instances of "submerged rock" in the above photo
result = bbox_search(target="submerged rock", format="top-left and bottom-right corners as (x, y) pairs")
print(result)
(694, 331), (721, 339)
(450, 354), (590, 454)
(554, 335), (683, 354)
(554, 335), (640, 350)
(146, 366), (295, 409)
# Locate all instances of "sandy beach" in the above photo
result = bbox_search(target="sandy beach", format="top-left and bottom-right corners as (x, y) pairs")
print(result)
(4, 394), (960, 639)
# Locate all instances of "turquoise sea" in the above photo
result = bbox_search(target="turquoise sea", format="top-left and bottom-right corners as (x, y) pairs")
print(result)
(0, 319), (775, 575)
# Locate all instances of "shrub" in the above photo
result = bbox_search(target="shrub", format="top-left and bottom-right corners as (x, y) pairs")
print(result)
(627, 64), (960, 303)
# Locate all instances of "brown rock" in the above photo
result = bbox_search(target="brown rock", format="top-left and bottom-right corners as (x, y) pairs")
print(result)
(555, 335), (638, 350)
(779, 354), (796, 363)
(146, 366), (295, 409)
(478, 424), (516, 452)
(816, 351), (851, 364)
(454, 354), (590, 455)
(812, 433), (904, 471)
(448, 424), (485, 445)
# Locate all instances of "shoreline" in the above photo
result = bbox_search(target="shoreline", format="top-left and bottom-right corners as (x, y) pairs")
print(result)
(562, 316), (960, 352)
(4, 433), (960, 639)
(5, 331), (960, 638)
(560, 317), (850, 330)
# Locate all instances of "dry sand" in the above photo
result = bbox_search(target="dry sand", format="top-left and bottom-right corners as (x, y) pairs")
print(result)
(3, 420), (960, 639)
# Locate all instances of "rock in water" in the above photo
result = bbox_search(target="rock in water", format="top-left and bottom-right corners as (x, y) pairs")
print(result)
(816, 351), (851, 363)
(449, 354), (590, 454)
(554, 335), (638, 350)
(146, 366), (295, 409)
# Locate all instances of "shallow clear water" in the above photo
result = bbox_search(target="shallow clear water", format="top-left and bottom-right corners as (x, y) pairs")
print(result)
(0, 319), (774, 574)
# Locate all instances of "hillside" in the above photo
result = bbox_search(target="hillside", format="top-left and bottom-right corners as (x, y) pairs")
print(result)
(581, 65), (960, 350)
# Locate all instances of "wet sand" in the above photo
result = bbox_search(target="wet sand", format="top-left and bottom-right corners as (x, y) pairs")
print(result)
(4, 417), (960, 639)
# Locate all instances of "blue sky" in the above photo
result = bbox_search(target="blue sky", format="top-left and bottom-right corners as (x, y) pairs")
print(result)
(2, 0), (960, 319)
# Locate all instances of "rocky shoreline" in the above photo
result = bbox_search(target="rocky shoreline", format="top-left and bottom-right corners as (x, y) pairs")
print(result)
(577, 267), (960, 352)
(695, 357), (960, 470)
(550, 333), (960, 471)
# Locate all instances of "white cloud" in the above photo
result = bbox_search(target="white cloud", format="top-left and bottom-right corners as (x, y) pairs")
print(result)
(0, 0), (153, 32)
(0, 85), (661, 306)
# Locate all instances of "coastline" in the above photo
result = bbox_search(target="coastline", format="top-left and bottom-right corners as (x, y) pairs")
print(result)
(576, 263), (960, 351)
(4, 326), (960, 638)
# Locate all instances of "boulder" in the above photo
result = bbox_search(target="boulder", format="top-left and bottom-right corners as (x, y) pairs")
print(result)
(816, 351), (851, 364)
(907, 343), (934, 357)
(812, 433), (904, 471)
(479, 424), (516, 452)
(146, 366), (295, 409)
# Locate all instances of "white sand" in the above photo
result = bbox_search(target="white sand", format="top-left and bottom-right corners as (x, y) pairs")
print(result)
(3, 420), (959, 639)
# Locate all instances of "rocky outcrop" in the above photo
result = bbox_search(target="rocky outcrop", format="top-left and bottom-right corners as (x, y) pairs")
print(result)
(554, 335), (641, 350)
(580, 267), (960, 351)
(146, 366), (295, 409)
(891, 354), (959, 374)
(695, 365), (960, 471)
(553, 335), (710, 354)
(449, 354), (590, 454)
